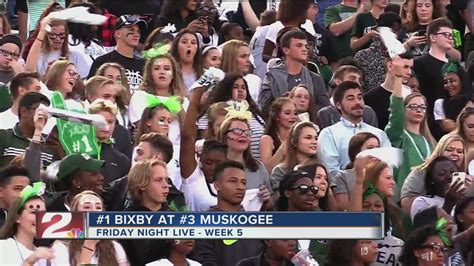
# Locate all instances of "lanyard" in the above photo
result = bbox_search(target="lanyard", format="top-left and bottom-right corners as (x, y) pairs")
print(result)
(404, 130), (430, 161)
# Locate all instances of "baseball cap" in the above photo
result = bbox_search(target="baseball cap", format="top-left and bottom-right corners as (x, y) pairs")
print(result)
(0, 34), (22, 51)
(19, 92), (50, 110)
(115, 15), (147, 31)
(57, 153), (105, 179)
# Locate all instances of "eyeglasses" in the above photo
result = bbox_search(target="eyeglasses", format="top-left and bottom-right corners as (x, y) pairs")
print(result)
(290, 185), (319, 195)
(420, 243), (449, 254)
(67, 69), (79, 79)
(47, 32), (66, 40)
(226, 128), (252, 137)
(405, 104), (427, 112)
(433, 32), (454, 40)
(0, 48), (20, 60)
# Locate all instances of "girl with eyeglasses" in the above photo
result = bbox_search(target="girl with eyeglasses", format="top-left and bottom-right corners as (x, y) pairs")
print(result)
(401, 133), (467, 214)
(433, 60), (469, 134)
(0, 183), (56, 265)
(270, 122), (318, 194)
(218, 115), (272, 210)
(198, 74), (265, 159)
(260, 97), (298, 172)
(51, 190), (129, 265)
(385, 58), (436, 201)
(288, 84), (319, 124)
(25, 14), (90, 78)
(399, 225), (448, 266)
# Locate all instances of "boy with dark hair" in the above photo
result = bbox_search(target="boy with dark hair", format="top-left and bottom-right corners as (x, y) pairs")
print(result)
(414, 17), (456, 139)
(192, 160), (264, 266)
(259, 29), (329, 118)
(0, 166), (30, 227)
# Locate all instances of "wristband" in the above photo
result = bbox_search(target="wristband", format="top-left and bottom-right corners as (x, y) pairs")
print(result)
(82, 246), (95, 252)
(36, 38), (44, 42)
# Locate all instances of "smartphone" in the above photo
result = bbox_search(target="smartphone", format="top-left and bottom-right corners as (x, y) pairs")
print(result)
(451, 172), (466, 187)
(417, 30), (426, 36)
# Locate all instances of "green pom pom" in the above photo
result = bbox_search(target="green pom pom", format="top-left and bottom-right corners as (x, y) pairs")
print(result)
(142, 43), (171, 59)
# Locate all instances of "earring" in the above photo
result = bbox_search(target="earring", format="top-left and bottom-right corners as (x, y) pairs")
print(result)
(77, 185), (81, 189)
(174, 240), (180, 245)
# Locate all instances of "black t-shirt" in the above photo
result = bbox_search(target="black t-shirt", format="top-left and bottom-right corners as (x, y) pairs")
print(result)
(88, 50), (145, 93)
(364, 86), (392, 130)
(313, 23), (340, 64)
(414, 53), (447, 139)
(398, 25), (429, 58)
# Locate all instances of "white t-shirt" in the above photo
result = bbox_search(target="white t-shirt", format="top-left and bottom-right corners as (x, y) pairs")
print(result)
(50, 240), (128, 265)
(265, 20), (316, 51)
(0, 108), (18, 129)
(0, 238), (48, 266)
(371, 231), (403, 266)
(146, 258), (201, 266)
(410, 195), (445, 221)
(37, 50), (91, 79)
(433, 98), (446, 120)
(250, 25), (271, 78)
(181, 165), (218, 211)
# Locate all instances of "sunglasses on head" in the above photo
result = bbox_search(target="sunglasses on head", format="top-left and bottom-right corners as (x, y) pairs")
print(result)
(290, 185), (319, 195)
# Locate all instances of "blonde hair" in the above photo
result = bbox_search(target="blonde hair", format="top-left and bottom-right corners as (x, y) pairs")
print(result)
(404, 93), (437, 147)
(85, 76), (116, 97)
(127, 160), (168, 202)
(88, 99), (118, 116)
(220, 40), (249, 74)
(418, 133), (466, 171)
(70, 190), (102, 211)
(205, 102), (229, 140)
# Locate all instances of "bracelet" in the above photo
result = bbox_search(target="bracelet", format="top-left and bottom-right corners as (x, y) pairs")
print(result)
(29, 134), (45, 144)
(36, 38), (44, 42)
(82, 246), (95, 252)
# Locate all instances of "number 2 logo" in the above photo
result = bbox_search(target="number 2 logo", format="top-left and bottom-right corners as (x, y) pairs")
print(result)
(40, 213), (72, 238)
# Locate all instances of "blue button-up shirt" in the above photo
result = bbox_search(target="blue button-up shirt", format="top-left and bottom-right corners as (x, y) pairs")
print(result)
(317, 117), (392, 178)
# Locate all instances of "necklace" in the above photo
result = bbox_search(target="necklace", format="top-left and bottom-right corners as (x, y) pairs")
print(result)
(13, 236), (32, 262)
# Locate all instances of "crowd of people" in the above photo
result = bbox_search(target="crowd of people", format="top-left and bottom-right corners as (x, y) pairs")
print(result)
(0, 0), (474, 265)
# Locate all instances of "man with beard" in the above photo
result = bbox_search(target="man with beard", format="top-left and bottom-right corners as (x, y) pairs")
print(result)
(317, 81), (391, 178)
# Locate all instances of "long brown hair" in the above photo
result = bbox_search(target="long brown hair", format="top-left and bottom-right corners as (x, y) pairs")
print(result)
(0, 14), (12, 35)
(170, 29), (203, 77)
(43, 20), (69, 57)
(140, 54), (185, 97)
(44, 59), (74, 91)
(66, 191), (119, 266)
(282, 121), (319, 171)
(0, 196), (43, 239)
(264, 97), (295, 153)
(96, 62), (131, 108)
(403, 0), (444, 31)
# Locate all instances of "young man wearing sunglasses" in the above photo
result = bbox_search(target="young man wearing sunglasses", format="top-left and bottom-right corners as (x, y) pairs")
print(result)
(88, 15), (147, 93)
(414, 17), (458, 139)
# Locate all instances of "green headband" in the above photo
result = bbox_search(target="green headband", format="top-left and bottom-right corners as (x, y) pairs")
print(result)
(435, 217), (451, 247)
(146, 95), (182, 114)
(363, 182), (385, 201)
(142, 43), (171, 59)
(19, 182), (45, 209)
(441, 59), (461, 76)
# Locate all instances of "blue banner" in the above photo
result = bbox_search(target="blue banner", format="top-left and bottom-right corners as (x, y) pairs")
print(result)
(88, 212), (383, 227)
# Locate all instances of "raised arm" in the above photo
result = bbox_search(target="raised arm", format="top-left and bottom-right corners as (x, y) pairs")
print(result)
(384, 56), (405, 143)
(240, 0), (260, 33)
(180, 87), (205, 179)
(25, 16), (50, 72)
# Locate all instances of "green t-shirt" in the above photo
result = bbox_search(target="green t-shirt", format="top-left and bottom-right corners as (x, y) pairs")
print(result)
(324, 4), (357, 58)
(351, 12), (377, 51)
(0, 85), (12, 112)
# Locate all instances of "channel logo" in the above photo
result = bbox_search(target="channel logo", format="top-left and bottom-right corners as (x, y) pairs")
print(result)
(36, 212), (85, 239)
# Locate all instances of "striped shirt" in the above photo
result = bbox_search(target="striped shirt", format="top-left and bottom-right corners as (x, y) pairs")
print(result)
(197, 113), (265, 160)
(0, 124), (56, 168)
